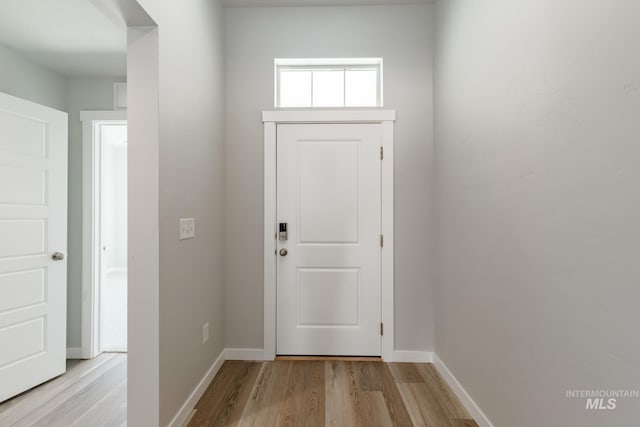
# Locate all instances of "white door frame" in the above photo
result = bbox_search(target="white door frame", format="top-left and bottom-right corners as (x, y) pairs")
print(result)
(262, 109), (396, 361)
(80, 110), (127, 359)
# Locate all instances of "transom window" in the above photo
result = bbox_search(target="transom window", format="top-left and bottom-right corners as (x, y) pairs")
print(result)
(275, 58), (383, 108)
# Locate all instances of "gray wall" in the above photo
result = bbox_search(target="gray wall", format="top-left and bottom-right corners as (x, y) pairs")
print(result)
(136, 0), (227, 424)
(225, 4), (436, 352)
(434, 1), (640, 426)
(0, 43), (66, 111)
(65, 77), (125, 348)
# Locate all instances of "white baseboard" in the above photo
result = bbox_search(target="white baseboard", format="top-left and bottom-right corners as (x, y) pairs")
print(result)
(167, 350), (225, 427)
(393, 350), (434, 363)
(433, 354), (494, 427)
(66, 347), (83, 359)
(225, 348), (266, 361)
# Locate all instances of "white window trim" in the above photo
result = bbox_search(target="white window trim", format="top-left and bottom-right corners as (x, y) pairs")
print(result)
(274, 58), (384, 108)
(262, 109), (396, 362)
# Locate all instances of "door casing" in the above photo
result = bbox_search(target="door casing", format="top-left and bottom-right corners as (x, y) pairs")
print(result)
(80, 110), (127, 359)
(263, 110), (396, 361)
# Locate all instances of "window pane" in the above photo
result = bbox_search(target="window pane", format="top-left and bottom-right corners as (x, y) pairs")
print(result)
(280, 70), (312, 107)
(312, 70), (344, 107)
(345, 69), (378, 107)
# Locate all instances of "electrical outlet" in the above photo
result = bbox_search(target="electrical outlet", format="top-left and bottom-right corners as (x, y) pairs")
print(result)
(202, 322), (209, 344)
(179, 218), (195, 240)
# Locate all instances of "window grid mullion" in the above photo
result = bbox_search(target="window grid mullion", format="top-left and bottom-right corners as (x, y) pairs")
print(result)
(276, 60), (382, 108)
(310, 70), (314, 108)
(343, 69), (347, 107)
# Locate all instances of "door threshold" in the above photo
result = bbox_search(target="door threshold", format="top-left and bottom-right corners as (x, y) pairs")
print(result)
(275, 355), (382, 362)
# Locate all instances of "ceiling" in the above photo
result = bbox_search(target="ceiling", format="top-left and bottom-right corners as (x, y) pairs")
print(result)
(0, 0), (126, 77)
(224, 0), (434, 7)
(0, 0), (432, 77)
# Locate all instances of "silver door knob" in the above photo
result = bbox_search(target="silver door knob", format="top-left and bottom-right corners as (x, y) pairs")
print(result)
(279, 248), (288, 256)
(52, 252), (65, 261)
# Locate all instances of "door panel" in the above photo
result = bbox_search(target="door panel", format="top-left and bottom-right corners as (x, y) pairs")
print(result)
(277, 123), (381, 356)
(0, 92), (67, 403)
(0, 269), (46, 312)
(297, 268), (360, 326)
(0, 166), (47, 205)
(298, 141), (360, 243)
(0, 109), (47, 157)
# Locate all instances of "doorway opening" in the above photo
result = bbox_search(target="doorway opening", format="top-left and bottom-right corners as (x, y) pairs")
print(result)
(98, 121), (128, 352)
(81, 112), (128, 358)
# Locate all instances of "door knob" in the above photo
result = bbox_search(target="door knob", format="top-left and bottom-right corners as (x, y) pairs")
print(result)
(52, 252), (65, 261)
(279, 248), (288, 256)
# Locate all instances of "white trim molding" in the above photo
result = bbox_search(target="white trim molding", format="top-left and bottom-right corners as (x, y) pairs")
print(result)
(263, 110), (396, 361)
(393, 351), (434, 363)
(433, 354), (495, 427)
(263, 109), (395, 124)
(80, 110), (127, 359)
(167, 350), (226, 427)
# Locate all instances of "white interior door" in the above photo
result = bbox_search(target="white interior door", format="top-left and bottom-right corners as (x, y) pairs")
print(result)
(276, 123), (382, 356)
(0, 92), (67, 402)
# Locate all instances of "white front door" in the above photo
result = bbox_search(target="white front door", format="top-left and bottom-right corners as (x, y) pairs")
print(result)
(0, 92), (68, 402)
(276, 123), (382, 356)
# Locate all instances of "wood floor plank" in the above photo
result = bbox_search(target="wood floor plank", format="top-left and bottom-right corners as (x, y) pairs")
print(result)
(237, 361), (293, 427)
(451, 419), (480, 427)
(188, 360), (261, 427)
(275, 361), (325, 427)
(354, 362), (382, 392)
(0, 353), (120, 425)
(416, 364), (471, 420)
(325, 361), (357, 427)
(29, 356), (127, 427)
(68, 377), (127, 427)
(388, 362), (425, 383)
(376, 364), (414, 427)
(365, 391), (395, 426)
(329, 362), (396, 427)
(342, 362), (380, 427)
(397, 383), (453, 427)
(2, 354), (126, 427)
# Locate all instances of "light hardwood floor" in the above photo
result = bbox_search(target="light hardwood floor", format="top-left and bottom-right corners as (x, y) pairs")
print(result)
(188, 360), (478, 427)
(0, 353), (127, 427)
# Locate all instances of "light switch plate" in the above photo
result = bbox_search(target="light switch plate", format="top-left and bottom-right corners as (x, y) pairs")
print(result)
(179, 218), (195, 240)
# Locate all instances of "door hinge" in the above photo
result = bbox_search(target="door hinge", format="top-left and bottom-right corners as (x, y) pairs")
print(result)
(380, 322), (384, 336)
(380, 146), (384, 160)
(380, 234), (384, 247)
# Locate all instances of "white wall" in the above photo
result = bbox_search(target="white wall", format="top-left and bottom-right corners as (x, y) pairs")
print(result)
(65, 77), (125, 348)
(434, 1), (640, 426)
(225, 4), (435, 352)
(134, 1), (226, 424)
(126, 23), (160, 427)
(0, 43), (66, 111)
